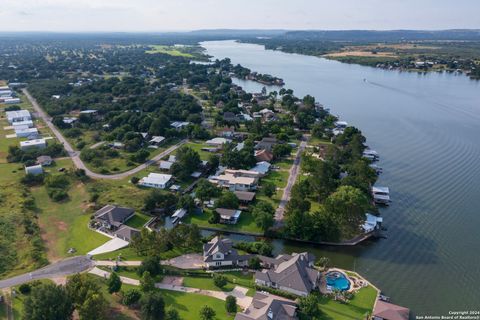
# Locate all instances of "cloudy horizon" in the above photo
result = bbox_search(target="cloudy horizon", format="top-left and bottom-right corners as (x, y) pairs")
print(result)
(0, 0), (479, 32)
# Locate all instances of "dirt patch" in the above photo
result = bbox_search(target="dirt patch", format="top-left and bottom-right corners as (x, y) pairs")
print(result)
(162, 276), (184, 286)
(51, 276), (67, 285)
(56, 221), (68, 231)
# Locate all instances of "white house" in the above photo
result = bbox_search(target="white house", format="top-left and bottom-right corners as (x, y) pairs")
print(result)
(170, 121), (190, 130)
(211, 173), (257, 192)
(15, 127), (38, 138)
(6, 110), (31, 124)
(12, 120), (34, 129)
(3, 98), (21, 105)
(25, 165), (43, 176)
(20, 139), (46, 151)
(206, 137), (231, 148)
(138, 173), (173, 189)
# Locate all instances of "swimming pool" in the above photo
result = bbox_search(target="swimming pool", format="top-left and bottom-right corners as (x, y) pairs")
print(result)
(326, 272), (350, 291)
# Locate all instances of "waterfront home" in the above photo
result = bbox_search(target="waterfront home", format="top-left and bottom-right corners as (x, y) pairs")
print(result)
(373, 300), (410, 320)
(372, 186), (391, 205)
(37, 155), (53, 166)
(25, 165), (43, 176)
(362, 213), (383, 233)
(114, 225), (140, 242)
(6, 110), (31, 124)
(20, 139), (46, 151)
(171, 208), (187, 225)
(203, 236), (250, 269)
(93, 205), (135, 231)
(255, 252), (320, 297)
(138, 173), (173, 189)
(363, 149), (379, 161)
(216, 208), (242, 224)
(170, 121), (190, 130)
(235, 292), (297, 320)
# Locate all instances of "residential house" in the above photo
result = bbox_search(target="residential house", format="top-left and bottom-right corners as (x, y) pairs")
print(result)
(203, 236), (250, 269)
(6, 110), (31, 124)
(234, 191), (256, 205)
(255, 252), (320, 297)
(15, 127), (38, 138)
(149, 136), (165, 146)
(219, 127), (234, 138)
(373, 301), (410, 320)
(235, 293), (297, 320)
(216, 208), (242, 224)
(211, 169), (260, 192)
(250, 161), (271, 176)
(93, 205), (135, 231)
(223, 112), (237, 122)
(12, 120), (34, 129)
(25, 165), (43, 176)
(37, 155), (53, 166)
(159, 160), (174, 171)
(79, 109), (98, 116)
(206, 137), (231, 148)
(114, 225), (140, 242)
(3, 98), (21, 104)
(138, 173), (173, 189)
(20, 139), (46, 151)
(63, 117), (78, 126)
(170, 121), (190, 131)
(255, 137), (277, 152)
(255, 149), (274, 162)
(253, 108), (276, 122)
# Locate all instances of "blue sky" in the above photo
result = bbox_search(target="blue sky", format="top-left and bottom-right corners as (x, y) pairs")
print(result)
(0, 0), (478, 32)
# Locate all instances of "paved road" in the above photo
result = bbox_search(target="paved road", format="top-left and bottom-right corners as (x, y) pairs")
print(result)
(0, 256), (93, 289)
(23, 88), (187, 180)
(274, 136), (308, 226)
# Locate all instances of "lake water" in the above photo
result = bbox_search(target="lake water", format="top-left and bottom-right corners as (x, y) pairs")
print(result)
(201, 40), (480, 315)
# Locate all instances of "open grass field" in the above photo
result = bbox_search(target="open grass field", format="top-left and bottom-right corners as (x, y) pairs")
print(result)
(145, 45), (194, 57)
(184, 209), (263, 234)
(125, 212), (151, 229)
(161, 289), (235, 320)
(182, 276), (236, 292)
(177, 140), (215, 160)
(32, 182), (109, 261)
(318, 285), (378, 320)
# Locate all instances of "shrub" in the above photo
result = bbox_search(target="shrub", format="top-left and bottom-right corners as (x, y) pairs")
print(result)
(225, 295), (237, 314)
(122, 289), (142, 307)
(131, 176), (140, 184)
(19, 283), (32, 294)
(213, 273), (227, 288)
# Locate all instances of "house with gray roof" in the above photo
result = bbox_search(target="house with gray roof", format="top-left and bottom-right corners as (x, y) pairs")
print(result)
(255, 252), (320, 297)
(93, 205), (135, 231)
(235, 292), (297, 320)
(114, 225), (140, 242)
(203, 236), (250, 269)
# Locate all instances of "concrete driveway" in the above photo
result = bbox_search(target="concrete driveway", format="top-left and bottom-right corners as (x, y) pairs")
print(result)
(162, 253), (204, 269)
(87, 238), (129, 256)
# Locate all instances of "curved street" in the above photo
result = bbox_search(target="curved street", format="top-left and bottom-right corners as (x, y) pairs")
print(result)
(23, 88), (187, 180)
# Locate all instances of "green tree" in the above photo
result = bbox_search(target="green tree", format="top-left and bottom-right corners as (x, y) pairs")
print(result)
(215, 191), (239, 209)
(225, 295), (237, 314)
(78, 292), (107, 320)
(140, 271), (156, 292)
(165, 307), (181, 320)
(107, 272), (122, 294)
(23, 283), (74, 320)
(252, 201), (275, 232)
(213, 273), (227, 288)
(199, 305), (216, 320)
(195, 179), (221, 202)
(122, 289), (142, 307)
(249, 257), (262, 270)
(171, 146), (201, 180)
(66, 273), (101, 307)
(324, 185), (369, 233)
(141, 291), (165, 320)
(262, 181), (276, 197)
(298, 293), (322, 319)
(137, 255), (162, 277)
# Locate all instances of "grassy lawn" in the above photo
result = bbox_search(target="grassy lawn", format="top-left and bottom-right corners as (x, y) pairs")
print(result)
(146, 45), (194, 57)
(182, 276), (236, 292)
(184, 209), (263, 234)
(93, 246), (143, 261)
(177, 140), (215, 161)
(318, 285), (378, 320)
(125, 213), (151, 229)
(160, 289), (235, 320)
(32, 182), (109, 260)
